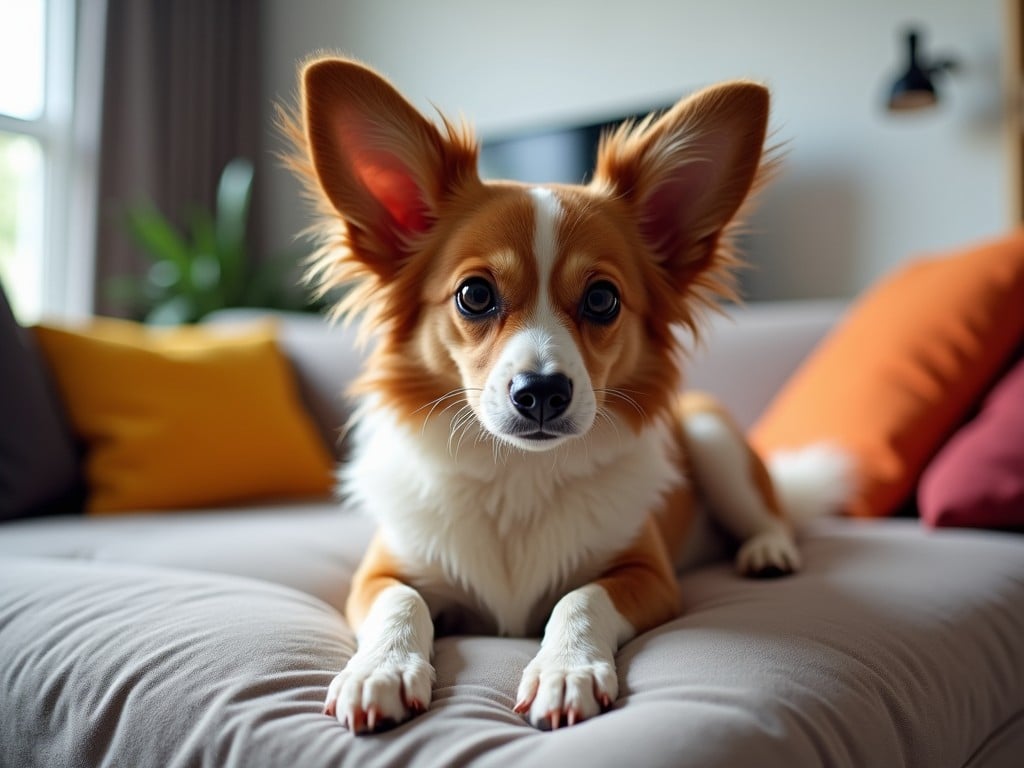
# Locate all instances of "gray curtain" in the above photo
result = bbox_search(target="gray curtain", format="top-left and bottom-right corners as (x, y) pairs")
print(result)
(93, 0), (262, 315)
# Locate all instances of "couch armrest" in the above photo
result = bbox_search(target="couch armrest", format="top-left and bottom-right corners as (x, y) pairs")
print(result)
(682, 300), (846, 431)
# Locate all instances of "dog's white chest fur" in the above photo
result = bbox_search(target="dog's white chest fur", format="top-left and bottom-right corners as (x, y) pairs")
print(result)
(342, 404), (679, 636)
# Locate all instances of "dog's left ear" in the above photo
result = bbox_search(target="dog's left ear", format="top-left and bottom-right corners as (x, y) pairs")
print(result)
(592, 82), (769, 283)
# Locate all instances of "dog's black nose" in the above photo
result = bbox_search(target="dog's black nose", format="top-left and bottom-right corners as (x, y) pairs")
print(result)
(509, 373), (573, 424)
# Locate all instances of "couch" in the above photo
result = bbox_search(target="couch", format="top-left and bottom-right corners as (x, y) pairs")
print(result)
(2, 275), (1024, 766)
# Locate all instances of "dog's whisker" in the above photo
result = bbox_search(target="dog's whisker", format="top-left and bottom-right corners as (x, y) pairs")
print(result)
(493, 436), (510, 465)
(438, 398), (471, 419)
(455, 410), (476, 432)
(453, 415), (479, 459)
(596, 388), (648, 422)
(416, 389), (466, 416)
(593, 407), (623, 445)
(599, 387), (645, 410)
(448, 405), (482, 459)
(449, 406), (474, 432)
(446, 405), (474, 456)
(419, 389), (472, 436)
(421, 389), (483, 422)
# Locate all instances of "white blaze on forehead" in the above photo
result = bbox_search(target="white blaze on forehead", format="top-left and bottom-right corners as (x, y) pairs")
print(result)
(529, 187), (561, 294)
(522, 186), (565, 373)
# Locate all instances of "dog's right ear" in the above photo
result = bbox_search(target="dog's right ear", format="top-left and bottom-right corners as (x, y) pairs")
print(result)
(301, 58), (478, 278)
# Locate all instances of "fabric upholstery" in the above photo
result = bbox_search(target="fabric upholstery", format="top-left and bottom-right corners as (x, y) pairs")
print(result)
(751, 231), (1024, 517)
(0, 504), (365, 614)
(31, 319), (335, 513)
(1, 519), (1022, 768)
(680, 299), (845, 430)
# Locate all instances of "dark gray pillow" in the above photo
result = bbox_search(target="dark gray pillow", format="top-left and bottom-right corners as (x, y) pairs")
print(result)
(0, 282), (82, 518)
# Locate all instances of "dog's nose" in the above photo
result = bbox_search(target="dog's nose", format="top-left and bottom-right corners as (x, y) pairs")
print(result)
(509, 372), (573, 424)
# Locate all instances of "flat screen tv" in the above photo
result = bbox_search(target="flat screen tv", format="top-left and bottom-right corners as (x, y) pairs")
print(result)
(478, 106), (667, 185)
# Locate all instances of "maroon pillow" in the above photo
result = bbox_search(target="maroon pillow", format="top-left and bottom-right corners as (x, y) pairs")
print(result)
(918, 352), (1024, 529)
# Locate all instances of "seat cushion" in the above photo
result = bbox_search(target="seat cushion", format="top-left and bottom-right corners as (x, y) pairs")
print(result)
(1, 519), (1022, 767)
(0, 503), (371, 614)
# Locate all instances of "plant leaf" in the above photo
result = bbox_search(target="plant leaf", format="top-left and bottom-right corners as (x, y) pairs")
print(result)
(189, 208), (218, 269)
(124, 205), (192, 272)
(215, 157), (254, 298)
(104, 275), (153, 320)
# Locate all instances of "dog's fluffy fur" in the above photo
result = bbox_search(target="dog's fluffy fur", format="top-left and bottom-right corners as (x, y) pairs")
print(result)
(283, 58), (851, 733)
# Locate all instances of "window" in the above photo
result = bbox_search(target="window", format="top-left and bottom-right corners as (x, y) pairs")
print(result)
(0, 0), (103, 322)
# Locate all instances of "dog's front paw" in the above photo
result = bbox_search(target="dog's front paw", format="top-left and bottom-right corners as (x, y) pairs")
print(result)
(324, 648), (434, 734)
(736, 530), (801, 577)
(514, 646), (618, 729)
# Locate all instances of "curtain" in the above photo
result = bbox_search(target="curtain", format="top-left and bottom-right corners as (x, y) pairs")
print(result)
(92, 0), (262, 315)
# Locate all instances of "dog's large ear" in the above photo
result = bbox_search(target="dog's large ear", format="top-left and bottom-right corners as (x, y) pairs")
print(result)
(301, 58), (477, 278)
(592, 82), (769, 284)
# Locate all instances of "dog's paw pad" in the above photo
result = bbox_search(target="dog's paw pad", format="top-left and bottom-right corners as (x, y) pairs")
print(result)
(736, 531), (801, 578)
(516, 652), (617, 729)
(324, 650), (433, 734)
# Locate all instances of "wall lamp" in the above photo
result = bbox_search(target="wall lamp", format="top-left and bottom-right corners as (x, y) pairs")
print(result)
(886, 27), (959, 112)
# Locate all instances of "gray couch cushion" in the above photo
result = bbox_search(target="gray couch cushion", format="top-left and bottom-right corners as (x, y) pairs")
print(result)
(0, 558), (354, 768)
(0, 502), (370, 613)
(1, 519), (1022, 767)
(0, 284), (82, 518)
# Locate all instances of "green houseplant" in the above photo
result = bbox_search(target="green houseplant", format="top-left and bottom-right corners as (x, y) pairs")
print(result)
(110, 158), (315, 324)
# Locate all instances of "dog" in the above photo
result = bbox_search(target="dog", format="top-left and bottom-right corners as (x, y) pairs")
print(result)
(283, 57), (851, 734)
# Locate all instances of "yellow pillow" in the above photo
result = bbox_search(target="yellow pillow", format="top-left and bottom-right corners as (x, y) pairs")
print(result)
(32, 319), (336, 514)
(751, 230), (1024, 517)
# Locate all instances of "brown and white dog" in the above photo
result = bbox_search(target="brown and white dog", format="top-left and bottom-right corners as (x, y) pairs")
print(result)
(284, 58), (850, 734)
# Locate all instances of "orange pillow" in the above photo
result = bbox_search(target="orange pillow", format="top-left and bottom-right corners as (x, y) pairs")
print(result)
(750, 231), (1024, 517)
(32, 319), (336, 514)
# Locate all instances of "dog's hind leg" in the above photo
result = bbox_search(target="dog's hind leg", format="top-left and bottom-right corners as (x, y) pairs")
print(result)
(676, 392), (800, 577)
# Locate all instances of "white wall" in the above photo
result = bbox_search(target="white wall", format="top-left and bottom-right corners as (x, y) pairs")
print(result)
(260, 0), (1009, 300)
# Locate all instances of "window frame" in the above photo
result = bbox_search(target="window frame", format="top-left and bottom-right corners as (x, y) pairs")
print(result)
(0, 0), (105, 321)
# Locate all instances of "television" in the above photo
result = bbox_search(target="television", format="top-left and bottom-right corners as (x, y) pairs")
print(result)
(478, 106), (667, 185)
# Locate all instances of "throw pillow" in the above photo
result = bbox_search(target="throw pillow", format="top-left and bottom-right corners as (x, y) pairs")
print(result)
(750, 230), (1024, 517)
(918, 352), (1024, 529)
(0, 283), (82, 518)
(32, 319), (336, 514)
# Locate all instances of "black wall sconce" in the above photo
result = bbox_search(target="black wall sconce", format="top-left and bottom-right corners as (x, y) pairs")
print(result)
(886, 27), (959, 112)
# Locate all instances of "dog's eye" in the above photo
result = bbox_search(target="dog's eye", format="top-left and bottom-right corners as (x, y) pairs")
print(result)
(581, 281), (620, 324)
(456, 278), (498, 318)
